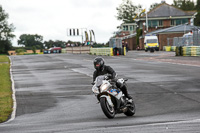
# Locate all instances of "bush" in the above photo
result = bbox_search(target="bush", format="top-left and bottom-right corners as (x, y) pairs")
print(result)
(15, 48), (26, 55)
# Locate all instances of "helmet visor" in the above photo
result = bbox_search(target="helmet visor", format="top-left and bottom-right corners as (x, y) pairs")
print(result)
(96, 63), (100, 67)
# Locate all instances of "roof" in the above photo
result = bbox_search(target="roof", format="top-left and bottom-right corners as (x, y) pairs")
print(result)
(141, 3), (197, 18)
(146, 24), (199, 35)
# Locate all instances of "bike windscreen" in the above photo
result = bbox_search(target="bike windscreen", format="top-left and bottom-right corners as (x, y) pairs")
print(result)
(95, 75), (105, 87)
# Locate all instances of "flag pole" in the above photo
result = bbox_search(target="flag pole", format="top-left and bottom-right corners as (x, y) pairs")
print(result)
(146, 8), (148, 33)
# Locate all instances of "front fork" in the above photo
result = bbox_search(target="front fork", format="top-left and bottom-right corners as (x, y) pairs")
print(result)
(100, 95), (114, 107)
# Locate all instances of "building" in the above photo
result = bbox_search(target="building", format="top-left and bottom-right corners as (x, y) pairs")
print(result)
(139, 24), (199, 50)
(120, 23), (137, 34)
(114, 2), (197, 50)
(139, 2), (197, 35)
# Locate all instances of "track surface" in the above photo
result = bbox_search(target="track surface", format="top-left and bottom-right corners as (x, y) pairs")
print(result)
(1, 51), (200, 132)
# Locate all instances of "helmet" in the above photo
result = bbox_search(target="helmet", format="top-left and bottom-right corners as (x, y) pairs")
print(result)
(93, 57), (105, 71)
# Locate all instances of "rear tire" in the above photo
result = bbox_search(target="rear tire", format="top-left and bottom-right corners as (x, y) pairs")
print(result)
(124, 101), (135, 116)
(100, 97), (115, 119)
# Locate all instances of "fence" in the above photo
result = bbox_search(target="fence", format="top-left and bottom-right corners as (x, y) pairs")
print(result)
(172, 36), (194, 46)
(109, 38), (122, 48)
(90, 48), (113, 56)
(65, 46), (90, 54)
(193, 28), (200, 46)
(167, 28), (200, 47)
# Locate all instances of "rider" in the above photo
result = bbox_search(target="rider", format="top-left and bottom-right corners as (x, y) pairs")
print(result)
(93, 57), (132, 99)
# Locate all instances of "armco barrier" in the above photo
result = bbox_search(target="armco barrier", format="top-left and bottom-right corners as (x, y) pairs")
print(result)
(165, 46), (171, 51)
(171, 46), (176, 51)
(182, 46), (200, 56)
(90, 48), (113, 56)
(163, 46), (177, 52)
(175, 46), (200, 56)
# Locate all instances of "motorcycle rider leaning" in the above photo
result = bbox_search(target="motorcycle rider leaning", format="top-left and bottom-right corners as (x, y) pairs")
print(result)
(93, 57), (132, 99)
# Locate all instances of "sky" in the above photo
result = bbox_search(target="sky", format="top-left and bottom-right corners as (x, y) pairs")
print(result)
(1, 0), (173, 46)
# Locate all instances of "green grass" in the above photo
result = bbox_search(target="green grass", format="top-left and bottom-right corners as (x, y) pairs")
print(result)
(0, 55), (13, 123)
(0, 55), (9, 62)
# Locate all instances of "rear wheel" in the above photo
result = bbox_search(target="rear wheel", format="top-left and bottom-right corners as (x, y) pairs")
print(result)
(124, 101), (135, 116)
(100, 97), (115, 119)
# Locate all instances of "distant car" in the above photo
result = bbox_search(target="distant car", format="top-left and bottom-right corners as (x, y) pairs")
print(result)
(49, 47), (62, 53)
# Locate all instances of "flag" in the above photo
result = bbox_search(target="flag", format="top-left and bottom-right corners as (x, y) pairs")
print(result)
(89, 30), (92, 42)
(91, 30), (95, 42)
(85, 31), (88, 41)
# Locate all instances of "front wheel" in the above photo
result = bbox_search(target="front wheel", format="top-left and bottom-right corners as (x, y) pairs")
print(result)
(100, 97), (115, 119)
(124, 101), (136, 116)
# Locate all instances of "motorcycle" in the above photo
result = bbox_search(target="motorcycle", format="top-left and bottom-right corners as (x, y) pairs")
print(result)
(92, 75), (135, 119)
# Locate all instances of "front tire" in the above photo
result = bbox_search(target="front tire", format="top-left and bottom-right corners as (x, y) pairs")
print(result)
(100, 97), (115, 119)
(124, 101), (135, 116)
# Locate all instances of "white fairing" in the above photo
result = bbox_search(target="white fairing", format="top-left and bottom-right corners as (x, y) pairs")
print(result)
(101, 95), (114, 107)
(92, 75), (123, 100)
(100, 80), (112, 93)
(92, 85), (99, 94)
(108, 91), (122, 100)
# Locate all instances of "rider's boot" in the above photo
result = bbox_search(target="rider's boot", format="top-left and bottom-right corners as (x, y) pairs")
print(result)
(121, 85), (132, 99)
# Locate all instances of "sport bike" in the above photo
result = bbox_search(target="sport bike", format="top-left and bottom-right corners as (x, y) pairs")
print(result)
(92, 75), (135, 119)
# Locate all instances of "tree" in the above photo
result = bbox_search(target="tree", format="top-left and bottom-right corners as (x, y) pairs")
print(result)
(149, 3), (160, 11)
(44, 40), (67, 49)
(0, 5), (15, 54)
(194, 0), (200, 26)
(172, 0), (195, 10)
(18, 34), (43, 48)
(32, 46), (36, 54)
(116, 0), (143, 23)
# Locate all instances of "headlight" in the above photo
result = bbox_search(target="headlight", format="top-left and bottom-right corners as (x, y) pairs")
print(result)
(100, 83), (109, 93)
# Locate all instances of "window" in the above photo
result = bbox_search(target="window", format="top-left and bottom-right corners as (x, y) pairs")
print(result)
(176, 19), (182, 25)
(147, 39), (158, 43)
(158, 20), (163, 27)
(123, 26), (128, 31)
(171, 19), (189, 26)
(130, 26), (133, 31)
(182, 18), (188, 24)
(148, 20), (158, 27)
(152, 20), (158, 27)
(148, 21), (151, 27)
(171, 20), (175, 26)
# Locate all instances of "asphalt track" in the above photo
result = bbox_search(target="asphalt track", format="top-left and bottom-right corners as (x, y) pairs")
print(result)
(1, 51), (200, 133)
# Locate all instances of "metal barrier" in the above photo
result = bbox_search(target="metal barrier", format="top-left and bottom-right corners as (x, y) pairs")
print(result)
(173, 36), (193, 46)
(193, 28), (200, 46)
(90, 48), (113, 56)
(167, 28), (200, 47)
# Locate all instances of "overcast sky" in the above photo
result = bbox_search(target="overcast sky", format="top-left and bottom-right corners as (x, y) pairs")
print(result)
(1, 0), (173, 46)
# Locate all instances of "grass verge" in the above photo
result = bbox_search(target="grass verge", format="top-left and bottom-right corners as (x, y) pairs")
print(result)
(0, 55), (13, 123)
(0, 55), (9, 62)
